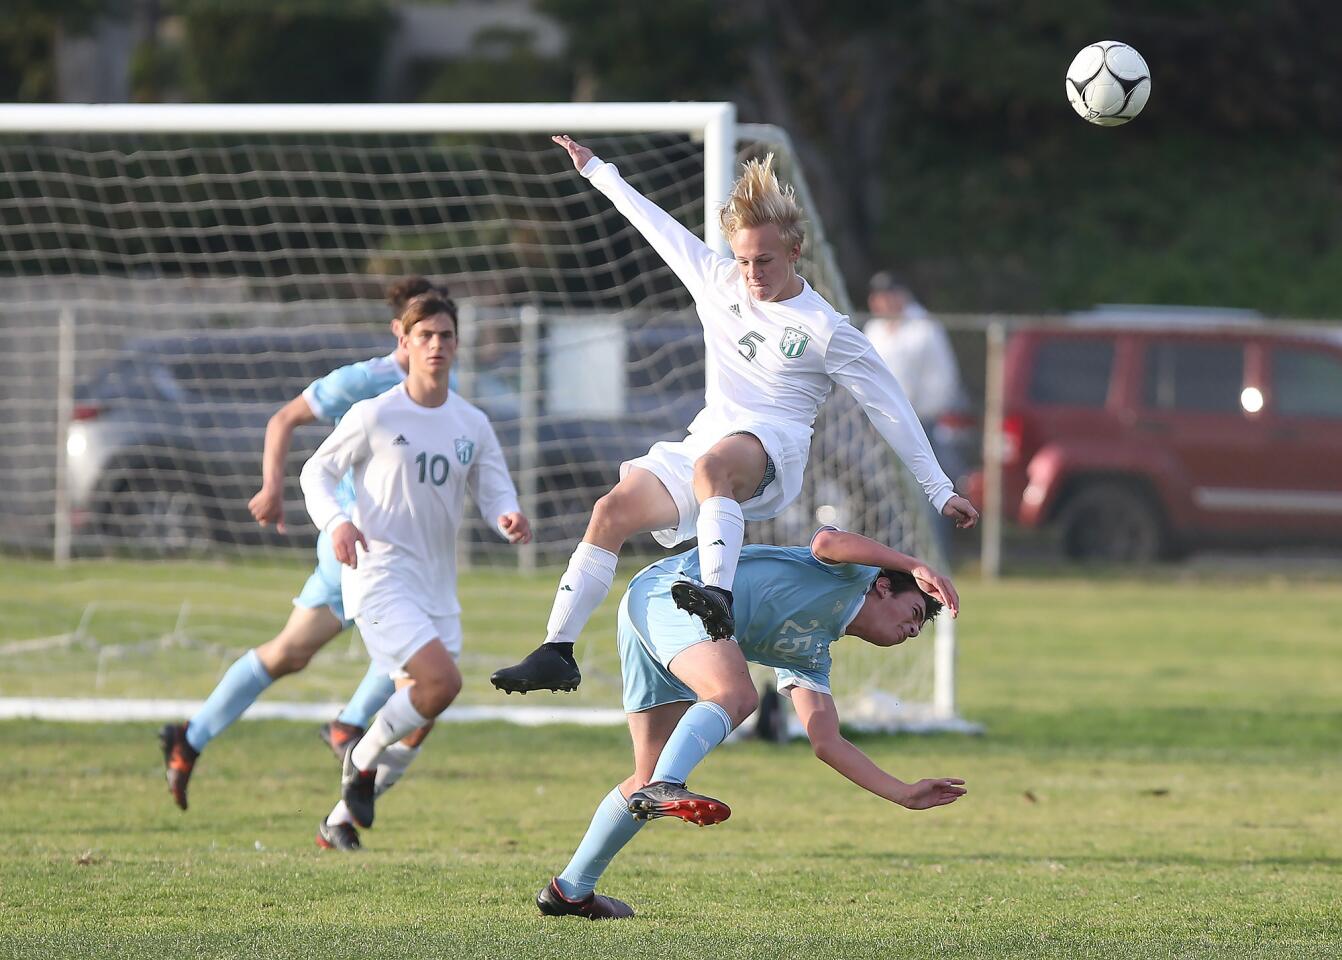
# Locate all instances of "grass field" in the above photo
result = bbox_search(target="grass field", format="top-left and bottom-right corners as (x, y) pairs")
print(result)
(2, 558), (1340, 959)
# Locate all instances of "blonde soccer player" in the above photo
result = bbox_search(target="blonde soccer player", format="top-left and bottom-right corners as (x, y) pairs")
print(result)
(300, 294), (531, 850)
(491, 135), (978, 695)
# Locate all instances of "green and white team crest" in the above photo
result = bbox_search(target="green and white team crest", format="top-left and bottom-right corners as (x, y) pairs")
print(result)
(454, 437), (475, 465)
(779, 326), (810, 359)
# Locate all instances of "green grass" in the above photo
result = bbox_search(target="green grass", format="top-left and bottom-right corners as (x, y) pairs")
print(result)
(2, 559), (1340, 959)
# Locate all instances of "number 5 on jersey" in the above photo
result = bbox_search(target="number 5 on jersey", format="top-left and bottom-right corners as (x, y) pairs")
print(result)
(738, 331), (766, 361)
(415, 451), (450, 485)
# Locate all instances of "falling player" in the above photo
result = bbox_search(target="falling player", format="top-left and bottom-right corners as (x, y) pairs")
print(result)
(159, 277), (447, 811)
(491, 135), (978, 696)
(535, 526), (966, 920)
(301, 293), (530, 850)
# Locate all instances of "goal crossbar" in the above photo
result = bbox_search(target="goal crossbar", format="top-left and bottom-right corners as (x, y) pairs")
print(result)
(0, 102), (738, 254)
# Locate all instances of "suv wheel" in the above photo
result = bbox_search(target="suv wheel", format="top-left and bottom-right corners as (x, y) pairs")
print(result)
(1057, 481), (1166, 563)
(98, 473), (213, 556)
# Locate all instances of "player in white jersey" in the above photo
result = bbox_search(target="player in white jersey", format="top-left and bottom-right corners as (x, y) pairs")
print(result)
(159, 276), (444, 812)
(491, 135), (979, 696)
(534, 526), (966, 920)
(301, 294), (530, 850)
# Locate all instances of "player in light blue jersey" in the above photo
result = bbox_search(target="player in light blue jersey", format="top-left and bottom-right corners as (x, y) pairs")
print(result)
(536, 526), (967, 920)
(159, 277), (446, 811)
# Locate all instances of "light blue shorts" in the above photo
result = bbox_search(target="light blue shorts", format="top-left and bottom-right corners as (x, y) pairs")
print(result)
(293, 530), (352, 627)
(616, 570), (714, 713)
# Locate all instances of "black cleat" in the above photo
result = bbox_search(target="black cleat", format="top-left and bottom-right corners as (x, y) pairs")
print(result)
(490, 643), (581, 694)
(536, 878), (634, 920)
(315, 818), (362, 852)
(318, 720), (364, 762)
(671, 581), (735, 640)
(627, 780), (731, 826)
(340, 743), (377, 828)
(159, 723), (198, 811)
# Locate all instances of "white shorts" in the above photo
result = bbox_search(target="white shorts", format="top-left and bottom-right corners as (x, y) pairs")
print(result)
(353, 592), (463, 677)
(622, 417), (809, 548)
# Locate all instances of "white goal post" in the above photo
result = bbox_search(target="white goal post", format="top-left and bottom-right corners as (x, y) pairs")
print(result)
(0, 102), (971, 733)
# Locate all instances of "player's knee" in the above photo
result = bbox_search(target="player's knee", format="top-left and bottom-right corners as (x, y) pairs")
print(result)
(258, 639), (312, 676)
(418, 670), (461, 714)
(692, 451), (728, 488)
(712, 686), (758, 728)
(588, 490), (634, 541)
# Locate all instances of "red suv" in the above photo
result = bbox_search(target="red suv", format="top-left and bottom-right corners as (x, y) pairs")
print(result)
(968, 318), (1342, 561)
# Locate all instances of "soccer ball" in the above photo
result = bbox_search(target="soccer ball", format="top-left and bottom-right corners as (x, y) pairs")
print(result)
(1066, 41), (1151, 126)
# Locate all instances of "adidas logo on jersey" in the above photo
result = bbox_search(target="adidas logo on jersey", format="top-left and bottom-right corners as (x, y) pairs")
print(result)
(729, 303), (741, 317)
(560, 585), (574, 592)
(710, 539), (726, 546)
(392, 434), (409, 446)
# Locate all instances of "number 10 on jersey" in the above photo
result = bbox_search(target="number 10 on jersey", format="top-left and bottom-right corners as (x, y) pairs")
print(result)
(415, 451), (450, 485)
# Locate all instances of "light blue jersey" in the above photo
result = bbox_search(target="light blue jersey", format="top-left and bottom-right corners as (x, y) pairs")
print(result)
(294, 352), (406, 622)
(618, 539), (879, 712)
(301, 352), (408, 510)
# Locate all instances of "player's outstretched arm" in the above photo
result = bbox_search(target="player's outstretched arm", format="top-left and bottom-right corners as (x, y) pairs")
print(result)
(812, 528), (959, 617)
(827, 329), (979, 529)
(792, 687), (966, 810)
(248, 393), (319, 533)
(552, 134), (726, 299)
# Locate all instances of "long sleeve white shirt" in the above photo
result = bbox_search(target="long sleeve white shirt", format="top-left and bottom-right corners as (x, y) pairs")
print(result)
(583, 157), (954, 511)
(300, 384), (520, 618)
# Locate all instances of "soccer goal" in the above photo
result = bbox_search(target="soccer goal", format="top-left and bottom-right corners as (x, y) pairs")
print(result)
(0, 102), (972, 733)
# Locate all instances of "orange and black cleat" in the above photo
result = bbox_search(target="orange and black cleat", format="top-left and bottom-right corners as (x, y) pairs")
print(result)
(318, 720), (364, 762)
(626, 780), (731, 826)
(536, 878), (634, 920)
(158, 723), (198, 811)
(315, 818), (361, 852)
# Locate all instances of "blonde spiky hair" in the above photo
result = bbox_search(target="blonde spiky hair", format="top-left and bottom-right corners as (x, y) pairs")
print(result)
(718, 153), (806, 250)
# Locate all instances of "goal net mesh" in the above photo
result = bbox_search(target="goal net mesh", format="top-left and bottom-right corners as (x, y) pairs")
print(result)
(0, 118), (953, 730)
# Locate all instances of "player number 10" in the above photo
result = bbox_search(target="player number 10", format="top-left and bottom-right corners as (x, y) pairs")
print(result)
(415, 451), (450, 486)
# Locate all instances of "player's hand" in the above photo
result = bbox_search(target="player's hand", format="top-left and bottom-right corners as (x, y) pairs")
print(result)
(899, 777), (967, 810)
(331, 521), (368, 568)
(498, 511), (532, 545)
(942, 495), (980, 530)
(552, 134), (594, 171)
(248, 485), (286, 532)
(911, 564), (958, 618)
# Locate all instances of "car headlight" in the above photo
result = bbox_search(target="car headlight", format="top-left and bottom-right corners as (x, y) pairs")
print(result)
(66, 430), (87, 458)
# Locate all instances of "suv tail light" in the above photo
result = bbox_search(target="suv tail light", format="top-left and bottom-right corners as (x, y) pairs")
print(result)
(1000, 414), (1024, 466)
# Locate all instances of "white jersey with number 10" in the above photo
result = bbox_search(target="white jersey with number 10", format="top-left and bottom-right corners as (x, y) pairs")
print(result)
(300, 384), (520, 619)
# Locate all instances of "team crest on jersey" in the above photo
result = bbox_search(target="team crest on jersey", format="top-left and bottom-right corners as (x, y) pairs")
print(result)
(454, 437), (475, 465)
(779, 327), (810, 359)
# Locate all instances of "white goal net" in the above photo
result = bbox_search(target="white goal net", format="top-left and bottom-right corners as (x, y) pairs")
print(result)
(0, 103), (968, 732)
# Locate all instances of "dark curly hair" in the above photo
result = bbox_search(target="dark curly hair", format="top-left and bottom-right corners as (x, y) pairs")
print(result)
(877, 568), (943, 624)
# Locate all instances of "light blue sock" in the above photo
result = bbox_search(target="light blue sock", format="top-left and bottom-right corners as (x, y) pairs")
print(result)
(336, 664), (396, 728)
(185, 649), (273, 753)
(650, 700), (734, 785)
(555, 786), (646, 899)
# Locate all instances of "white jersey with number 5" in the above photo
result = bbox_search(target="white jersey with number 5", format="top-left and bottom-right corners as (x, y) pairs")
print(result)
(300, 384), (520, 619)
(581, 156), (954, 511)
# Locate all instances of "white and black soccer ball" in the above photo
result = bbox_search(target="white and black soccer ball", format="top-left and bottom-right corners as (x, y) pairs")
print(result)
(1066, 40), (1151, 126)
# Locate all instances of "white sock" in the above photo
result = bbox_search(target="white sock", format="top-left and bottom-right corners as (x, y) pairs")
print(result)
(696, 496), (745, 591)
(326, 800), (354, 827)
(544, 542), (619, 645)
(350, 686), (427, 772)
(374, 742), (422, 797)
